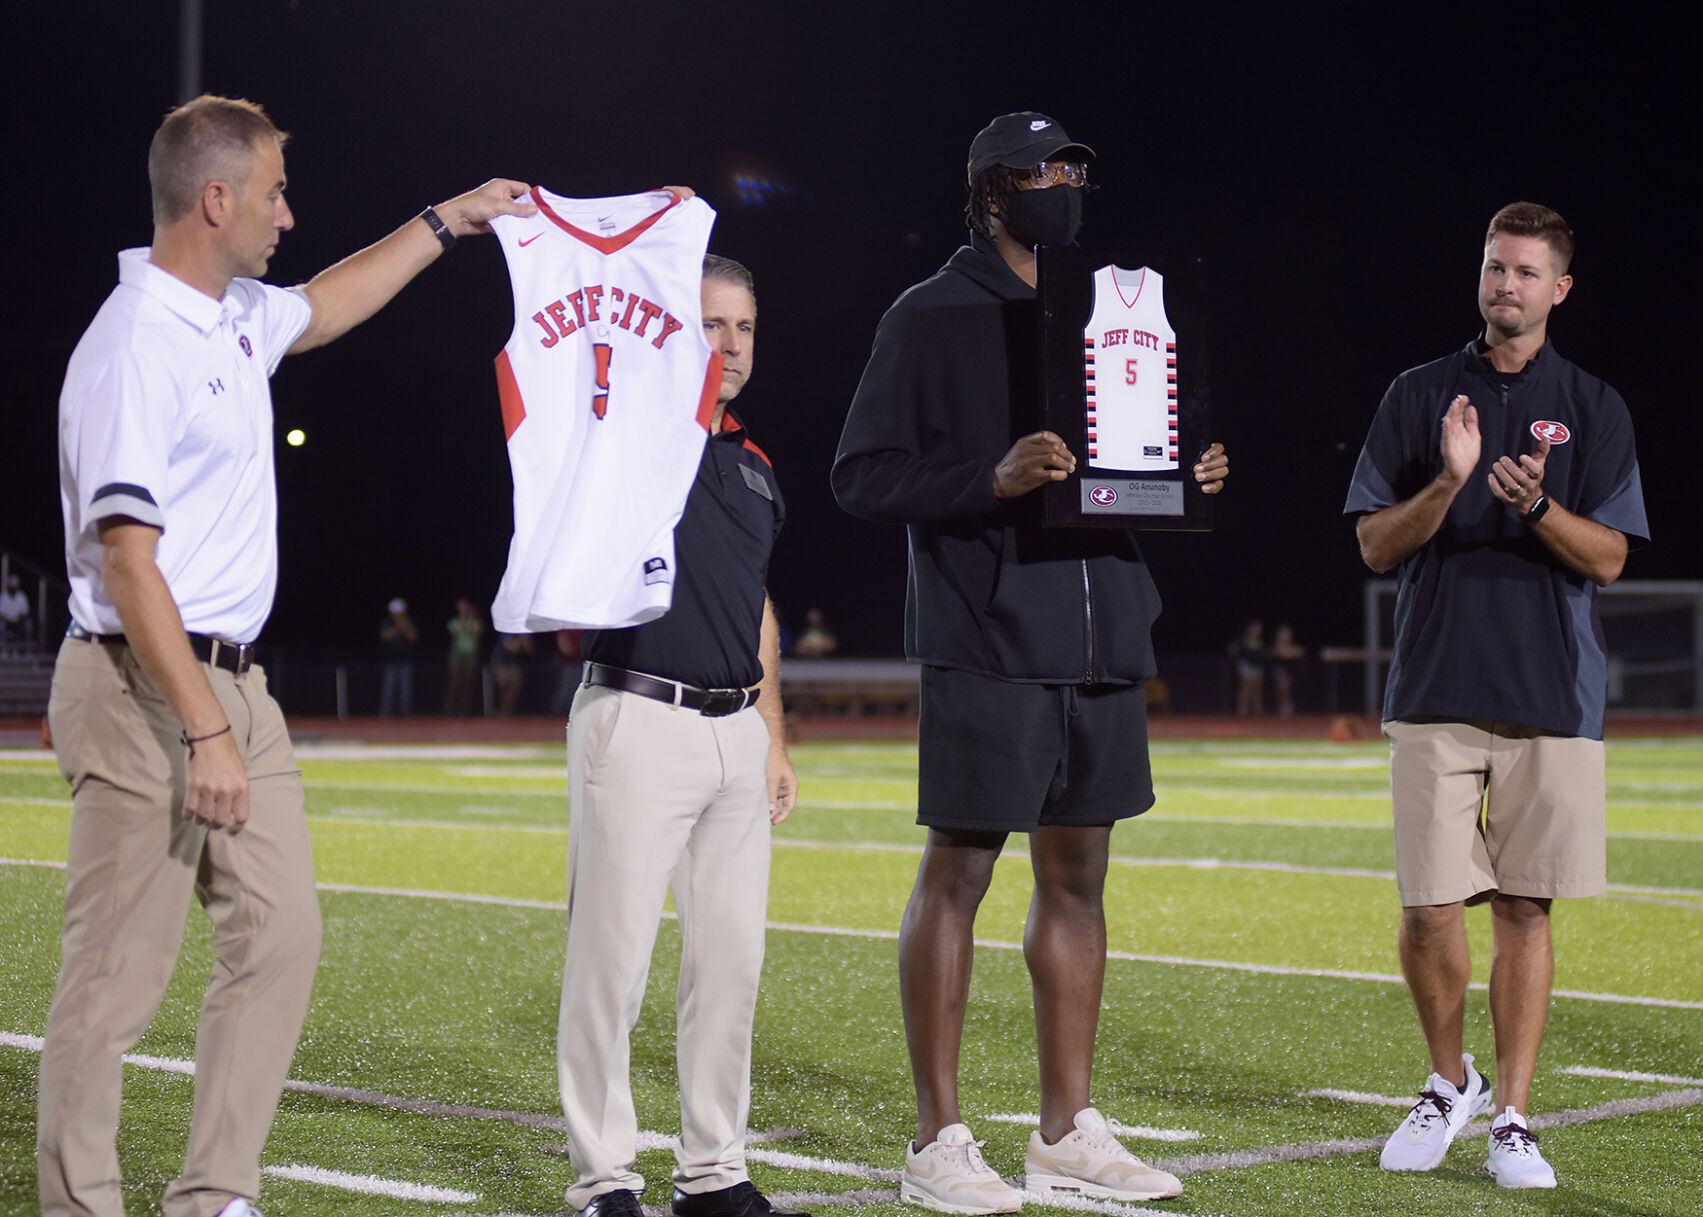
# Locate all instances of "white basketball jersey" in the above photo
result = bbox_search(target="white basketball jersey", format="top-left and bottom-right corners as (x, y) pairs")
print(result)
(489, 188), (719, 631)
(1083, 265), (1177, 472)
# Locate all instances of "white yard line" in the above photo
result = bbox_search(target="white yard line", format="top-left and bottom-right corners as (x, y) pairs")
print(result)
(12, 787), (1700, 841)
(1297, 1089), (1412, 1107)
(292, 745), (563, 761)
(777, 839), (1402, 882)
(302, 781), (565, 797)
(1606, 894), (1703, 910)
(0, 1030), (780, 1150)
(1015, 1191), (1218, 1217)
(1559, 1065), (1703, 1086)
(6, 1028), (1697, 1209)
(1156, 1088), (1703, 1176)
(305, 816), (567, 834)
(984, 1112), (1201, 1141)
(745, 1148), (899, 1182)
(315, 882), (566, 911)
(262, 1164), (479, 1204)
(7, 864), (1701, 1009)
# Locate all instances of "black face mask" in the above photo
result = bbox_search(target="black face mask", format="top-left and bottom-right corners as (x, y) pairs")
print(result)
(1002, 184), (1083, 248)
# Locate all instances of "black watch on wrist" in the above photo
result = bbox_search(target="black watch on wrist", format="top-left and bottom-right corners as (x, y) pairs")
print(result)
(419, 206), (456, 251)
(1523, 495), (1551, 525)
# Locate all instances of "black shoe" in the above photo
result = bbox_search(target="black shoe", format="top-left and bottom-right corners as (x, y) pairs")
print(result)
(671, 1182), (811, 1217)
(582, 1190), (644, 1217)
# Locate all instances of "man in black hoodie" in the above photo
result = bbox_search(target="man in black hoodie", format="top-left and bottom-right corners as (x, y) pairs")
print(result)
(832, 113), (1227, 1212)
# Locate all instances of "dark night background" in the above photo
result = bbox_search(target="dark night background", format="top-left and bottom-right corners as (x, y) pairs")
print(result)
(4, 3), (1695, 675)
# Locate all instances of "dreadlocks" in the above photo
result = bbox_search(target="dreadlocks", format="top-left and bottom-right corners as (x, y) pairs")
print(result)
(964, 164), (1025, 238)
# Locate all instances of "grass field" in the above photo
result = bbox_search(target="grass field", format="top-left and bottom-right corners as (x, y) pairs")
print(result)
(2, 734), (1700, 1217)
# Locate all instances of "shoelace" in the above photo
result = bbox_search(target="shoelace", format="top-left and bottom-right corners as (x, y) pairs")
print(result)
(1081, 1128), (1138, 1163)
(1405, 1088), (1454, 1129)
(954, 1137), (996, 1176)
(1489, 1123), (1542, 1157)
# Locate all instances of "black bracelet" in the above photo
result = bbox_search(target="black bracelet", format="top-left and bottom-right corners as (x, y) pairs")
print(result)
(1523, 495), (1551, 525)
(181, 723), (232, 757)
(419, 206), (456, 251)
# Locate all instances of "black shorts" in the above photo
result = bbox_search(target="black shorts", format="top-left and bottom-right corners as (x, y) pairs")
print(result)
(916, 665), (1155, 832)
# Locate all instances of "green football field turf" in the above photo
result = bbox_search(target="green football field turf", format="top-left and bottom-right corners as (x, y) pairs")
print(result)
(2, 735), (1700, 1216)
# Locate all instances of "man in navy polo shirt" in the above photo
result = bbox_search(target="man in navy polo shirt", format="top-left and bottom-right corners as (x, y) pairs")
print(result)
(1346, 202), (1648, 1190)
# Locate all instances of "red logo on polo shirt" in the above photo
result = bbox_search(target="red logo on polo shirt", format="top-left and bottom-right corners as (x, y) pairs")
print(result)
(1531, 420), (1570, 444)
(238, 335), (253, 358)
(1089, 485), (1119, 506)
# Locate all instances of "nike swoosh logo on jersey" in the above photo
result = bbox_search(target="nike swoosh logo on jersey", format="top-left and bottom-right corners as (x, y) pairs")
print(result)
(519, 233), (543, 247)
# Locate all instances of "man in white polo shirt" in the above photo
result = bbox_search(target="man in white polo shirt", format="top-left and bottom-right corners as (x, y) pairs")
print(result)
(40, 95), (534, 1217)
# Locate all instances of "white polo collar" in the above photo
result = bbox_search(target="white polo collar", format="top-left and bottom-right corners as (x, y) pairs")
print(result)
(117, 247), (234, 336)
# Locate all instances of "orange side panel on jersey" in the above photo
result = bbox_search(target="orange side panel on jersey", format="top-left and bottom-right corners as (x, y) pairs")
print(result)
(695, 353), (723, 432)
(495, 350), (527, 441)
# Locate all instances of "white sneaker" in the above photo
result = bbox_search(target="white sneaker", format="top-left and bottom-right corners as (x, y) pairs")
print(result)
(216, 1201), (262, 1217)
(1484, 1108), (1557, 1189)
(901, 1123), (1022, 1214)
(1379, 1053), (1493, 1171)
(1023, 1108), (1183, 1202)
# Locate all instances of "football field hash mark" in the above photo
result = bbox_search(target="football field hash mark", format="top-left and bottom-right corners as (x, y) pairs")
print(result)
(262, 1164), (480, 1204)
(1298, 1089), (1414, 1107)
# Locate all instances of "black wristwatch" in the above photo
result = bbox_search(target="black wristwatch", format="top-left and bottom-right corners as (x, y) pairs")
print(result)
(1523, 495), (1551, 525)
(419, 206), (456, 251)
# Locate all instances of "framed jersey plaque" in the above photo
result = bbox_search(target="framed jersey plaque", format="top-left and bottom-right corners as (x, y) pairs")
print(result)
(1037, 246), (1214, 531)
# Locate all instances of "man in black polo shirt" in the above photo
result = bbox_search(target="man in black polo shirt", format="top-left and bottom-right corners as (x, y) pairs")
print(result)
(557, 256), (805, 1217)
(1347, 203), (1648, 1190)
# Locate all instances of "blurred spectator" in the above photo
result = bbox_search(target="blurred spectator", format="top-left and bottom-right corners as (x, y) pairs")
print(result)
(490, 632), (535, 716)
(445, 597), (485, 715)
(550, 628), (584, 717)
(1230, 619), (1266, 715)
(377, 596), (418, 716)
(0, 575), (30, 649)
(1268, 623), (1305, 717)
(793, 606), (839, 657)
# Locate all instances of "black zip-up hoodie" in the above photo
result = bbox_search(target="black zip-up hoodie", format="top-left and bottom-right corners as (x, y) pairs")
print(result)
(832, 233), (1161, 684)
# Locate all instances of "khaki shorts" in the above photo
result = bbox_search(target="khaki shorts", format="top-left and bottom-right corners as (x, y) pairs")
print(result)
(1384, 719), (1606, 907)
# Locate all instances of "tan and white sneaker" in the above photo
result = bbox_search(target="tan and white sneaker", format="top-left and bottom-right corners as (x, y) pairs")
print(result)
(901, 1123), (1022, 1214)
(1024, 1108), (1183, 1202)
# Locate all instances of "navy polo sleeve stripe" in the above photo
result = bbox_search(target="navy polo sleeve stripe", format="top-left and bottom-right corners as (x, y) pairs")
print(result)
(92, 482), (157, 505)
(89, 482), (165, 530)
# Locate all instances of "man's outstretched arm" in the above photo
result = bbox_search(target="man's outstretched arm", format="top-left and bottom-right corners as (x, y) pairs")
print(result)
(289, 178), (536, 354)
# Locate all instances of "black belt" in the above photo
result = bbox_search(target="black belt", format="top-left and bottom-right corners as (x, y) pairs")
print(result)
(66, 622), (255, 676)
(582, 661), (757, 717)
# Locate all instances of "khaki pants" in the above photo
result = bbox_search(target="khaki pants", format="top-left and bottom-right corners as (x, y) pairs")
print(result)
(558, 685), (772, 1209)
(37, 637), (321, 1217)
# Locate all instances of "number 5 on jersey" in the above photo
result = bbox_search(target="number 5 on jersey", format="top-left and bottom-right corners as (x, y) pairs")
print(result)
(592, 342), (612, 419)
